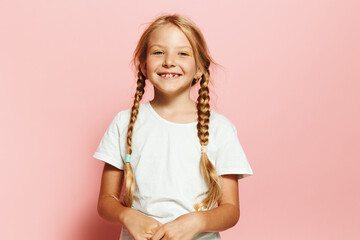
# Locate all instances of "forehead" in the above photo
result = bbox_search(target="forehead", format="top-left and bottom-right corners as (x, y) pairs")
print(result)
(148, 24), (193, 50)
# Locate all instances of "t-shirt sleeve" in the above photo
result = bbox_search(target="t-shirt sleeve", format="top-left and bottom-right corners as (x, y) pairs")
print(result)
(215, 122), (253, 180)
(93, 112), (124, 170)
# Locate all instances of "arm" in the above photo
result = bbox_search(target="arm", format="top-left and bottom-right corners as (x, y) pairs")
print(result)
(97, 162), (129, 225)
(97, 162), (163, 239)
(196, 174), (240, 232)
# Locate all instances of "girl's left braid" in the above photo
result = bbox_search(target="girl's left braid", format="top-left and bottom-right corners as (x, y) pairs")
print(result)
(194, 71), (222, 211)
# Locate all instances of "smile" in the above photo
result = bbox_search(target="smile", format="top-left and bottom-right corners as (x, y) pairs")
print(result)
(158, 73), (182, 79)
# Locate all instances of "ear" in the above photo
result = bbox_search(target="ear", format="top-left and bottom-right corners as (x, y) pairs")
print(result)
(140, 63), (147, 78)
(195, 67), (203, 79)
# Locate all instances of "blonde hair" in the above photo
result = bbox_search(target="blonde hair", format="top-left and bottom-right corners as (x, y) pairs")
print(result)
(122, 13), (222, 211)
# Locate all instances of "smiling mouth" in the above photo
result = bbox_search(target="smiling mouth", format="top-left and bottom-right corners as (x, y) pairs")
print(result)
(157, 73), (182, 79)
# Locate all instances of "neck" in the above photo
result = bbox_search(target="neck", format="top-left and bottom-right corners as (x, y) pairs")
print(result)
(150, 89), (197, 113)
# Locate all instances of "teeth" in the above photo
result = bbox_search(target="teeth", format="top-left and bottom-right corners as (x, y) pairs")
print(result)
(160, 74), (179, 78)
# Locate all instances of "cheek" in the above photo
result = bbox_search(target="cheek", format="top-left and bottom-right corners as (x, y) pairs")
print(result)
(185, 62), (197, 73)
(146, 58), (160, 71)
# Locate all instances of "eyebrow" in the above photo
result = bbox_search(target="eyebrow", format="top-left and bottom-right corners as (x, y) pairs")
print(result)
(149, 44), (192, 50)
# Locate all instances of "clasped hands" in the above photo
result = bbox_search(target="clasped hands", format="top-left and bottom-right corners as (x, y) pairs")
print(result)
(125, 209), (202, 240)
(151, 212), (201, 240)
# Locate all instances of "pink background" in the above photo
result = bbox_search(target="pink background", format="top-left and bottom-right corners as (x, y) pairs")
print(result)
(1, 0), (359, 239)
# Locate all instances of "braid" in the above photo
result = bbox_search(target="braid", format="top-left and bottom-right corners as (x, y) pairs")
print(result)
(194, 71), (223, 211)
(122, 70), (146, 207)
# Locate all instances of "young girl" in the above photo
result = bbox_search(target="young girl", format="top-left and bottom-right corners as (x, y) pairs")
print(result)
(93, 14), (253, 240)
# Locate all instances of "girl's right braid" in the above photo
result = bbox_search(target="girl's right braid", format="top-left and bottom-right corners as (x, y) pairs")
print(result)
(123, 70), (146, 207)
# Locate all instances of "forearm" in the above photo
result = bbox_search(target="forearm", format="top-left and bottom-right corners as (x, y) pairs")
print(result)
(97, 196), (132, 226)
(196, 203), (240, 233)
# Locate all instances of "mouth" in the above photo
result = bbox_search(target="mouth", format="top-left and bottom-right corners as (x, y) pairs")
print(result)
(157, 73), (182, 79)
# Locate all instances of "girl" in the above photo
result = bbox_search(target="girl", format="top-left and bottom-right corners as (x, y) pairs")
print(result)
(93, 14), (253, 240)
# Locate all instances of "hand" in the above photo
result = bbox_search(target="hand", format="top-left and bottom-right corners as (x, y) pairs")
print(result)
(151, 212), (202, 240)
(122, 208), (163, 240)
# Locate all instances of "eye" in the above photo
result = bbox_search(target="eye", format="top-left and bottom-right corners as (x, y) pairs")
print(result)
(179, 52), (190, 56)
(153, 51), (163, 55)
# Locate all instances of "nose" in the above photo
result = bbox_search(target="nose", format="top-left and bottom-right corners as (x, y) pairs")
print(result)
(162, 53), (176, 67)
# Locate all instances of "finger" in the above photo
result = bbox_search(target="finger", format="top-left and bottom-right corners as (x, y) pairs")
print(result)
(151, 225), (162, 235)
(151, 228), (165, 240)
(143, 233), (152, 239)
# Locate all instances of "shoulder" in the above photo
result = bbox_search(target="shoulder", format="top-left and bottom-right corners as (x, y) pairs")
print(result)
(112, 102), (149, 128)
(209, 109), (237, 134)
(208, 109), (240, 147)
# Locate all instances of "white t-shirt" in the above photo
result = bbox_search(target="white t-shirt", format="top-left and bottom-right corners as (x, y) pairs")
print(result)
(93, 101), (253, 240)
